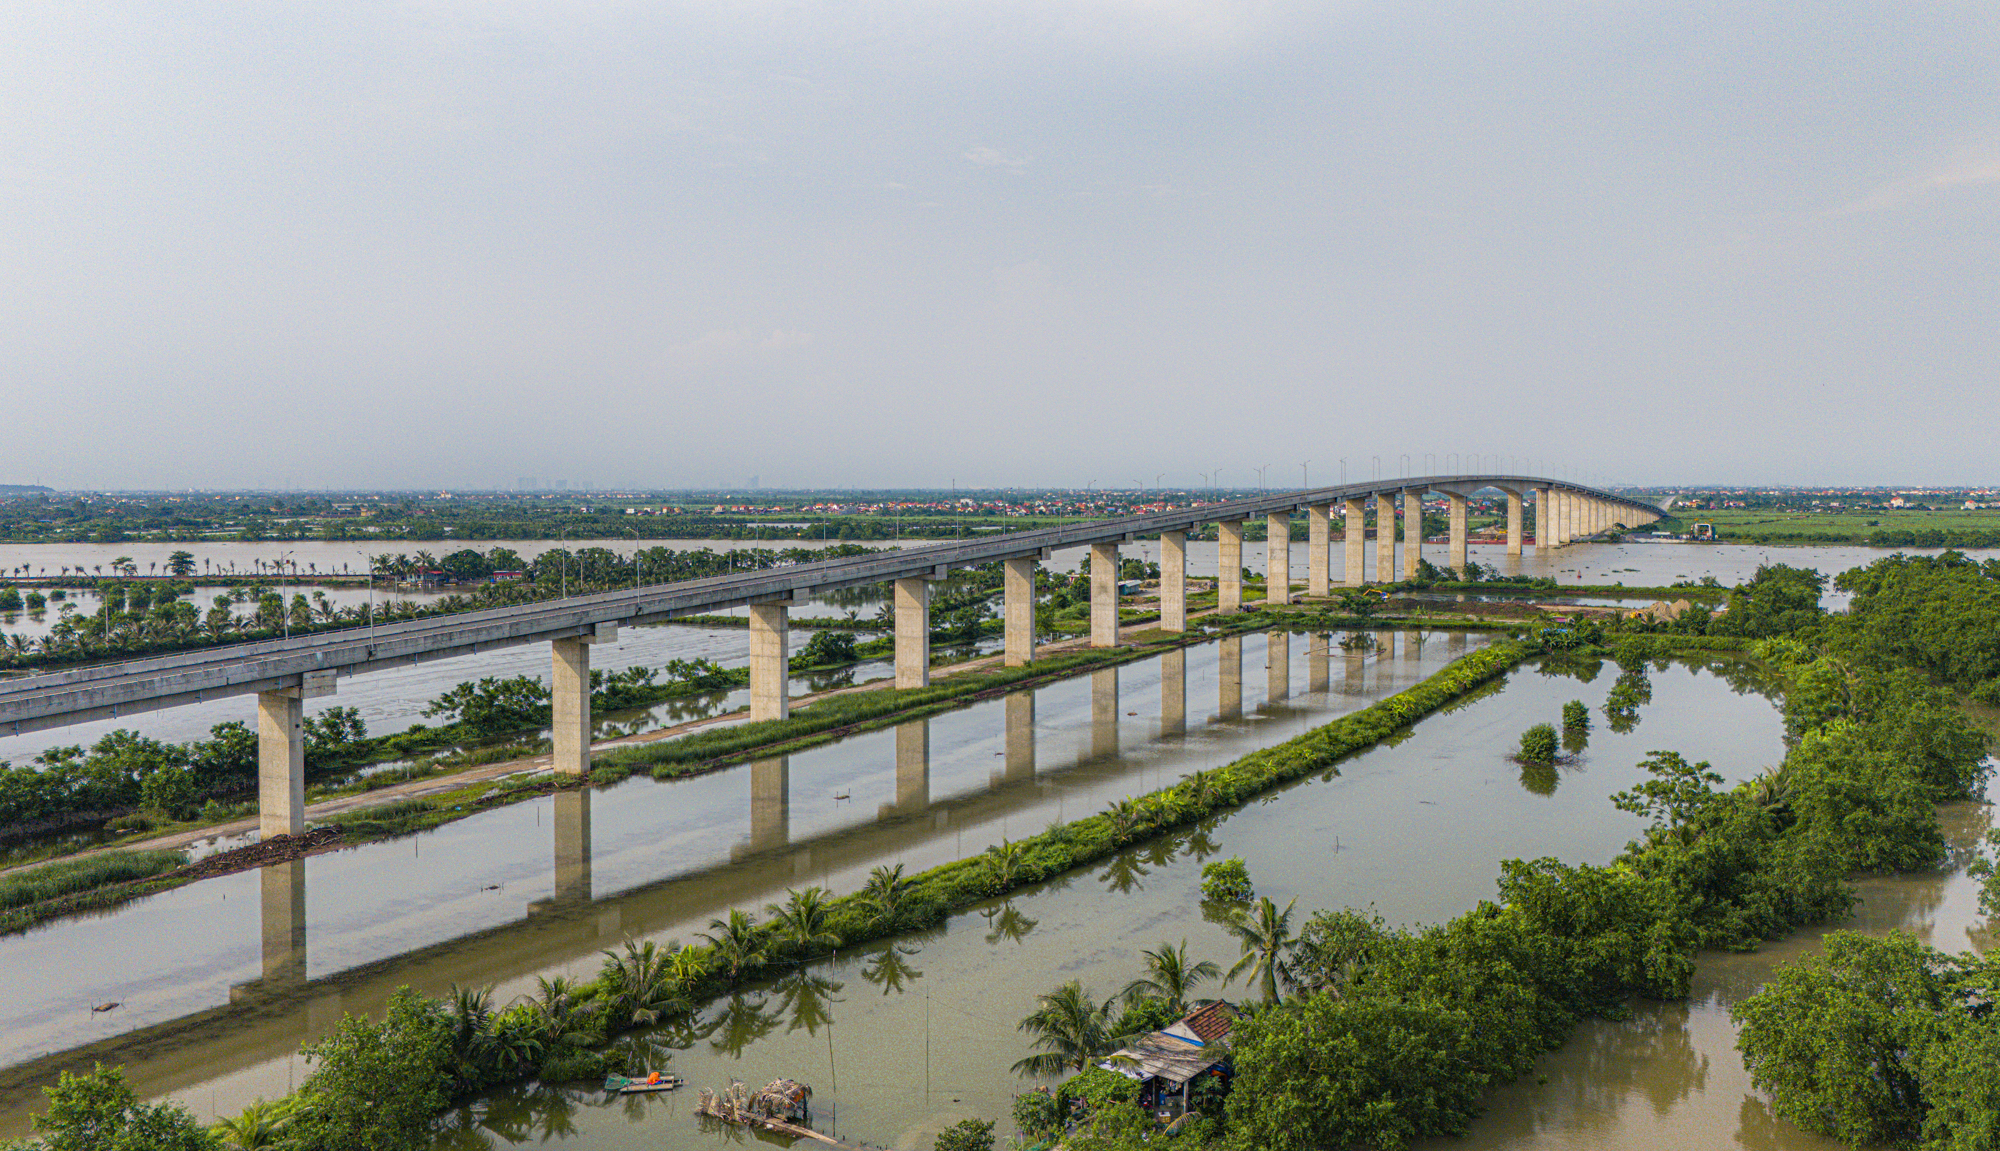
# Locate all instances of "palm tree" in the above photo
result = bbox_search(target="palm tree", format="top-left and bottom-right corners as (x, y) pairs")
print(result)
(1178, 769), (1226, 809)
(520, 975), (600, 1051)
(1013, 981), (1120, 1076)
(1226, 897), (1298, 1005)
(209, 1098), (293, 1149)
(1103, 797), (1143, 838)
(1122, 940), (1221, 1017)
(443, 984), (503, 1087)
(984, 838), (1028, 890)
(598, 939), (688, 1027)
(861, 863), (913, 923)
(765, 887), (841, 957)
(698, 909), (769, 982)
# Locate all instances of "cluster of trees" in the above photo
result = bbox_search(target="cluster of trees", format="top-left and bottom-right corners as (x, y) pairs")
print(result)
(1829, 550), (2000, 704)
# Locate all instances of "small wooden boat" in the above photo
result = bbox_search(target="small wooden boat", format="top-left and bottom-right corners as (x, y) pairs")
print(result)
(604, 1072), (683, 1094)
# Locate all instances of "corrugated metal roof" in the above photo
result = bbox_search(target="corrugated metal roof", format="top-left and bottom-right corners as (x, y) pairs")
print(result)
(1099, 1003), (1237, 1087)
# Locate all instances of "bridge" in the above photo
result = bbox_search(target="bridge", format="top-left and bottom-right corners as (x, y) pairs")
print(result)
(0, 476), (1659, 839)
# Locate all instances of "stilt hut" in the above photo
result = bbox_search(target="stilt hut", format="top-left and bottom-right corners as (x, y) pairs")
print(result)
(1097, 1002), (1237, 1117)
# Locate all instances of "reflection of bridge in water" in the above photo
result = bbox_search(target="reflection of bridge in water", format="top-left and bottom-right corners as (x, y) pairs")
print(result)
(0, 628), (1469, 1114)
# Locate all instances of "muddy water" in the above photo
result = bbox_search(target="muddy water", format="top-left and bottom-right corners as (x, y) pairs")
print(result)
(1, 632), (1790, 1141)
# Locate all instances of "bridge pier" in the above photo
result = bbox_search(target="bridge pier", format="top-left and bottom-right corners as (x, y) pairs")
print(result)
(1374, 496), (1395, 585)
(1402, 489), (1423, 581)
(1160, 531), (1187, 632)
(748, 602), (790, 721)
(1265, 512), (1291, 605)
(551, 625), (613, 777)
(1506, 490), (1523, 556)
(1218, 521), (1244, 613)
(1090, 541), (1121, 647)
(1447, 492), (1469, 576)
(1307, 504), (1331, 597)
(258, 669), (336, 838)
(1531, 487), (1551, 549)
(894, 577), (930, 689)
(1343, 497), (1366, 587)
(1003, 557), (1036, 666)
(1568, 490), (1583, 543)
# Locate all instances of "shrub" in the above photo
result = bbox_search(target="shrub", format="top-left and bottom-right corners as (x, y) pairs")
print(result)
(1200, 858), (1254, 903)
(1012, 1090), (1060, 1140)
(1517, 723), (1558, 766)
(934, 1117), (996, 1151)
(1561, 700), (1589, 730)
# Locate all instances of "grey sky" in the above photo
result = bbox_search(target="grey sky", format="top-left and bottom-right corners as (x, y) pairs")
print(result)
(3, 2), (1994, 490)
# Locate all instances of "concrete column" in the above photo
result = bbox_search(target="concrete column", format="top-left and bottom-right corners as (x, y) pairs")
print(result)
(1447, 492), (1469, 576)
(1160, 531), (1187, 632)
(1568, 490), (1583, 542)
(1374, 497), (1395, 585)
(1003, 557), (1036, 666)
(1343, 498), (1366, 587)
(257, 688), (305, 839)
(1161, 648), (1186, 736)
(748, 602), (790, 722)
(551, 637), (592, 777)
(1531, 487), (1552, 550)
(1265, 512), (1292, 606)
(1266, 632), (1290, 703)
(1091, 667), (1119, 760)
(1004, 693), (1035, 783)
(1506, 491), (1523, 556)
(893, 719), (929, 813)
(1307, 633), (1330, 693)
(553, 787), (592, 901)
(1403, 489), (1424, 581)
(1218, 635), (1242, 720)
(747, 756), (788, 852)
(1217, 521), (1244, 613)
(894, 577), (930, 689)
(1307, 505), (1331, 597)
(260, 860), (307, 984)
(1090, 542), (1121, 647)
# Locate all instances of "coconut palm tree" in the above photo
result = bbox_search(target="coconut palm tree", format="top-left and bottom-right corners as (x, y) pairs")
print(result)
(766, 887), (841, 958)
(520, 975), (601, 1052)
(598, 939), (688, 1028)
(1103, 796), (1143, 838)
(984, 838), (1028, 890)
(1012, 981), (1121, 1076)
(1226, 897), (1298, 1005)
(698, 909), (769, 982)
(1121, 940), (1221, 1017)
(860, 863), (913, 923)
(209, 1098), (293, 1149)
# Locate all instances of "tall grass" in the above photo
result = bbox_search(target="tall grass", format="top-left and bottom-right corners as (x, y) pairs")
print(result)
(0, 850), (184, 911)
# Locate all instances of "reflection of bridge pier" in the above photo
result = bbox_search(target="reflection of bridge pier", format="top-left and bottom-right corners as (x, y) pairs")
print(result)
(1000, 693), (1036, 785)
(1403, 629), (1422, 665)
(1218, 636), (1242, 720)
(1091, 668), (1119, 760)
(229, 859), (306, 1004)
(1308, 634), (1329, 694)
(553, 788), (592, 902)
(1161, 649), (1186, 736)
(1447, 630), (1467, 657)
(1343, 642), (1366, 694)
(1266, 632), (1290, 704)
(740, 757), (789, 856)
(881, 719), (930, 818)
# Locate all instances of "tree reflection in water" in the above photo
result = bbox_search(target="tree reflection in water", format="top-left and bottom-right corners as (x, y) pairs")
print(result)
(701, 993), (784, 1058)
(982, 900), (1038, 946)
(1097, 851), (1151, 894)
(860, 941), (925, 995)
(435, 1084), (584, 1150)
(773, 969), (845, 1035)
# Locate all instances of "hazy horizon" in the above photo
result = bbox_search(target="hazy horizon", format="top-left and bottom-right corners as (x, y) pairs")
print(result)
(5, 2), (1993, 490)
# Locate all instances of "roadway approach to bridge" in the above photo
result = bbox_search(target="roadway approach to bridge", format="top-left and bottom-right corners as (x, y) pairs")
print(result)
(0, 475), (1661, 839)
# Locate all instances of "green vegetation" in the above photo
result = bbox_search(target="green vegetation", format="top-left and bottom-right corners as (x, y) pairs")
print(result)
(1659, 505), (2000, 547)
(1516, 723), (1557, 765)
(1199, 857), (1254, 903)
(0, 851), (183, 912)
(1561, 699), (1589, 730)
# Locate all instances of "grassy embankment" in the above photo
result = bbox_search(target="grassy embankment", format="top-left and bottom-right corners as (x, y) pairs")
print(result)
(1656, 507), (2000, 547)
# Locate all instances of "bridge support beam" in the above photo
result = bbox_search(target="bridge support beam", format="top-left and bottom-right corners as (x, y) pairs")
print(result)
(1343, 498), (1365, 587)
(259, 670), (336, 838)
(1090, 542), (1121, 647)
(1506, 491), (1523, 556)
(1568, 490), (1583, 543)
(1546, 489), (1567, 548)
(1403, 489), (1423, 581)
(748, 602), (789, 722)
(551, 626), (612, 777)
(1374, 497), (1395, 585)
(1266, 512), (1292, 605)
(1447, 492), (1469, 576)
(1531, 487), (1551, 549)
(1218, 521), (1244, 613)
(894, 577), (930, 689)
(1003, 557), (1036, 666)
(1160, 531), (1187, 632)
(1307, 504), (1331, 597)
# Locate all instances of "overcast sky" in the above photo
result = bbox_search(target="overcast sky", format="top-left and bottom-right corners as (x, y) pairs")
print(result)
(3, 1), (1994, 491)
